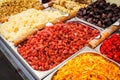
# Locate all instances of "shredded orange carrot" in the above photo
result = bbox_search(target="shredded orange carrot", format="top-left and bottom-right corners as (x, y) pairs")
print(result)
(52, 53), (120, 80)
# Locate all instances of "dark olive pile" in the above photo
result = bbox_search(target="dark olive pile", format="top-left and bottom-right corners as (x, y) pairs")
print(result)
(77, 0), (120, 28)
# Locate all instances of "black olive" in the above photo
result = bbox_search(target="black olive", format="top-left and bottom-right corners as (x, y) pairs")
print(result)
(102, 24), (106, 28)
(89, 11), (94, 15)
(76, 0), (119, 28)
(111, 3), (117, 8)
(106, 3), (110, 6)
(81, 18), (86, 21)
(111, 17), (116, 22)
(77, 11), (83, 16)
(107, 13), (113, 18)
(83, 10), (87, 15)
(94, 19), (99, 23)
(95, 15), (101, 19)
(99, 2), (104, 6)
(104, 19), (109, 24)
(83, 16), (88, 20)
(102, 13), (107, 19)
(106, 21), (112, 26)
(105, 7), (111, 11)
(113, 7), (120, 13)
(87, 6), (92, 9)
(87, 10), (90, 14)
(92, 19), (96, 22)
(87, 18), (93, 23)
(98, 20), (102, 27)
(79, 8), (84, 12)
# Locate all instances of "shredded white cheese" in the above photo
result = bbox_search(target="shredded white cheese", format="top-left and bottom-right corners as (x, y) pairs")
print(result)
(0, 8), (64, 44)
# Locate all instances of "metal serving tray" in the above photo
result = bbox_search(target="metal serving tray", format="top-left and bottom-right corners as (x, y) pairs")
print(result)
(75, 0), (120, 30)
(94, 21), (120, 65)
(95, 20), (120, 58)
(43, 46), (120, 80)
(0, 7), (70, 79)
(95, 32), (120, 66)
(0, 33), (84, 80)
(0, 17), (101, 79)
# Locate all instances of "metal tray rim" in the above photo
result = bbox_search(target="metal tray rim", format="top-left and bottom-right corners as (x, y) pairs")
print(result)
(43, 46), (120, 80)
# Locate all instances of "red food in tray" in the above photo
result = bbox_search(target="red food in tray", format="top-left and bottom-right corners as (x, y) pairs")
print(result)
(100, 34), (120, 63)
(18, 22), (99, 71)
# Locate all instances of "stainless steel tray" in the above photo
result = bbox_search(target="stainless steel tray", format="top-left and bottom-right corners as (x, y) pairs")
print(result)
(95, 30), (120, 66)
(0, 29), (71, 79)
(75, 0), (120, 30)
(0, 33), (87, 80)
(43, 46), (120, 80)
(0, 17), (101, 79)
(0, 8), (69, 79)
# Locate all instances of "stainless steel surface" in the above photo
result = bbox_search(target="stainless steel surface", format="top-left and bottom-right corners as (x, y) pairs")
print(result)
(43, 47), (98, 80)
(0, 50), (23, 80)
(95, 30), (120, 66)
(0, 33), (86, 79)
(0, 17), (102, 79)
(0, 37), (36, 80)
(43, 46), (120, 80)
(0, 10), (119, 79)
(0, 7), (69, 79)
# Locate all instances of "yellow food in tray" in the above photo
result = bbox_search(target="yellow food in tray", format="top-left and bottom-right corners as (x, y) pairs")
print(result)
(0, 8), (64, 45)
(52, 0), (87, 14)
(52, 53), (120, 80)
(0, 0), (42, 19)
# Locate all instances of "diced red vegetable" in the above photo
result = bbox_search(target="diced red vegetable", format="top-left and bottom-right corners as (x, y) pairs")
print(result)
(18, 22), (99, 71)
(100, 34), (120, 63)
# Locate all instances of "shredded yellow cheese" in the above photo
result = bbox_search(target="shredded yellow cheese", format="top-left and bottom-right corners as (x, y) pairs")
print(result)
(52, 53), (120, 80)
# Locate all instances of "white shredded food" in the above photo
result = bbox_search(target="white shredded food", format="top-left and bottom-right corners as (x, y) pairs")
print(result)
(0, 8), (64, 44)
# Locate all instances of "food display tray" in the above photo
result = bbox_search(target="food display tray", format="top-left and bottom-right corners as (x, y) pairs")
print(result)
(95, 29), (120, 66)
(43, 46), (120, 80)
(0, 1), (119, 80)
(75, 0), (120, 30)
(95, 20), (120, 51)
(0, 17), (102, 79)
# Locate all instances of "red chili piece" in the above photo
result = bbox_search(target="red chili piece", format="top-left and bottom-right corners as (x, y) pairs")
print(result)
(18, 22), (99, 71)
(100, 34), (120, 63)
